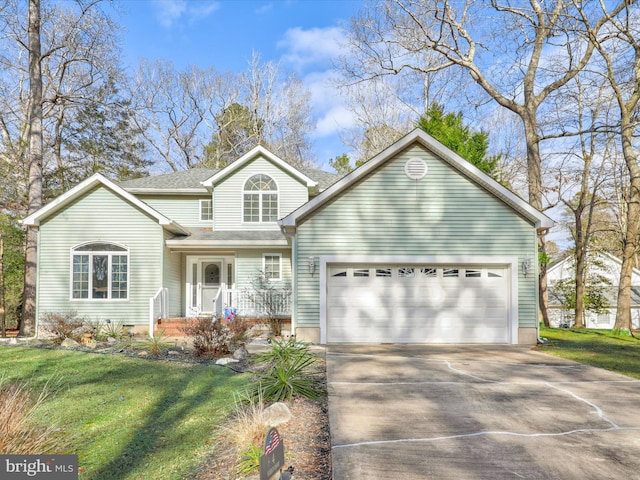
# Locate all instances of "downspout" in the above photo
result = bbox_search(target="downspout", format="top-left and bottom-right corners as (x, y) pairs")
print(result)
(280, 226), (296, 338)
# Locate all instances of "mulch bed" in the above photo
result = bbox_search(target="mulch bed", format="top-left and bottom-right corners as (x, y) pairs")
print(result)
(196, 353), (332, 480)
(196, 396), (331, 480)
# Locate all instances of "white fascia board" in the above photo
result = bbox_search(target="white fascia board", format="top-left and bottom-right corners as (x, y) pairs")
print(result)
(122, 188), (207, 195)
(201, 145), (318, 188)
(23, 173), (190, 235)
(280, 129), (554, 230)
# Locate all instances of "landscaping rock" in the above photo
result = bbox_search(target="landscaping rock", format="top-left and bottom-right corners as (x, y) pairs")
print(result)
(215, 357), (239, 366)
(232, 346), (248, 361)
(138, 351), (149, 357)
(107, 337), (117, 343)
(61, 338), (79, 348)
(263, 402), (292, 426)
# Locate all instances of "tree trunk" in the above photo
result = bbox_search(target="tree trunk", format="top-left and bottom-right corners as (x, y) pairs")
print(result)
(614, 165), (640, 332)
(0, 235), (5, 338)
(522, 113), (550, 327)
(20, 0), (43, 337)
(574, 234), (586, 328)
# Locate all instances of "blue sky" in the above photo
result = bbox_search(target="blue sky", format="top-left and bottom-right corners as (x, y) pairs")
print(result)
(115, 0), (363, 167)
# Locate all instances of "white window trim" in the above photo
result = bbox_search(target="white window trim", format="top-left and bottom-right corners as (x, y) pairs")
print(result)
(69, 242), (130, 301)
(263, 253), (282, 281)
(200, 199), (213, 222)
(242, 174), (279, 224)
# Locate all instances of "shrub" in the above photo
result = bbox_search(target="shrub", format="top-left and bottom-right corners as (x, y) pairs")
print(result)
(252, 337), (325, 402)
(41, 311), (85, 344)
(237, 444), (263, 476)
(102, 319), (126, 339)
(221, 392), (267, 476)
(0, 378), (68, 454)
(227, 316), (250, 348)
(182, 317), (250, 357)
(248, 272), (291, 337)
(144, 329), (170, 356)
(182, 317), (232, 357)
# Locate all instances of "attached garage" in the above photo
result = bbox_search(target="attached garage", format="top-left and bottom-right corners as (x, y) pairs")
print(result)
(325, 262), (511, 343)
(280, 129), (554, 345)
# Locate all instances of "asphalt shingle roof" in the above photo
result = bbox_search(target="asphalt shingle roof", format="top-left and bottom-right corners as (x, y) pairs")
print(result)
(117, 166), (341, 192)
(118, 168), (218, 190)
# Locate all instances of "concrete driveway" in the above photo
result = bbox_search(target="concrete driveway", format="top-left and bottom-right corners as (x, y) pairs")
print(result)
(326, 345), (640, 480)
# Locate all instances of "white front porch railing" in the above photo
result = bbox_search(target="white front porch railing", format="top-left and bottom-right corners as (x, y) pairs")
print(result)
(213, 285), (291, 319)
(149, 284), (291, 333)
(149, 287), (168, 337)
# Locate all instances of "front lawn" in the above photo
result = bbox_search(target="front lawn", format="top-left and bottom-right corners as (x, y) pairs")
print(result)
(537, 327), (640, 379)
(0, 346), (251, 479)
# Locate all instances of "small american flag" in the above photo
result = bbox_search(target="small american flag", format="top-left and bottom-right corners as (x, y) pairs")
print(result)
(264, 428), (280, 455)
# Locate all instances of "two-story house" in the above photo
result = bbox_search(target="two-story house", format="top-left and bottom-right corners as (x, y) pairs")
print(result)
(24, 130), (553, 344)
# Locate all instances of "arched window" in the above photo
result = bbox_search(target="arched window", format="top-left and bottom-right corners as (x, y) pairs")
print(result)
(243, 174), (278, 222)
(71, 242), (128, 300)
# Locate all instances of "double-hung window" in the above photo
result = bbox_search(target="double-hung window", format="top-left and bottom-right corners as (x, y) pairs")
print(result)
(263, 254), (282, 281)
(243, 174), (278, 223)
(71, 242), (129, 300)
(200, 199), (212, 221)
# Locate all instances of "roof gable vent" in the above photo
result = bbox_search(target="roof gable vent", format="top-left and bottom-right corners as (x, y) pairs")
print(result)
(404, 157), (428, 180)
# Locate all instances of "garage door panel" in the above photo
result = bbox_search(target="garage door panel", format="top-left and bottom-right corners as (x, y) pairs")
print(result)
(327, 264), (509, 344)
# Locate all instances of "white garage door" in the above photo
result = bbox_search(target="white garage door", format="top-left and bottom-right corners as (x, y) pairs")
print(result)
(326, 264), (510, 343)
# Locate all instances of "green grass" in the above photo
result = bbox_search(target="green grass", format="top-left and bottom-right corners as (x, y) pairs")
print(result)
(0, 346), (251, 479)
(537, 327), (640, 379)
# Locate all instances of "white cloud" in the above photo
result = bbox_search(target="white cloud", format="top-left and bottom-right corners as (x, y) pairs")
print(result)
(152, 0), (220, 28)
(303, 70), (354, 136)
(278, 26), (345, 70)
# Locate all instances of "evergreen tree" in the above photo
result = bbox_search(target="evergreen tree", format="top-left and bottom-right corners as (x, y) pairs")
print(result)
(418, 103), (500, 178)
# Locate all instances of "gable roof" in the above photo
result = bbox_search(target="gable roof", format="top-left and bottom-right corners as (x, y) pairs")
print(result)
(280, 129), (555, 230)
(22, 173), (190, 235)
(201, 145), (318, 188)
(548, 251), (640, 284)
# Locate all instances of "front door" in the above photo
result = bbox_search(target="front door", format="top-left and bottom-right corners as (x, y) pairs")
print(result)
(187, 257), (233, 316)
(200, 261), (221, 314)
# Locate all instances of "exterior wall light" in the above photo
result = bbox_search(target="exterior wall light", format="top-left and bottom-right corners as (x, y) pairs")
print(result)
(308, 256), (315, 275)
(522, 258), (532, 277)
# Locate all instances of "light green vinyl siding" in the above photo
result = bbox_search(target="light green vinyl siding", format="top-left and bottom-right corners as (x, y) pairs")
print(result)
(235, 250), (292, 290)
(36, 186), (165, 327)
(294, 144), (539, 329)
(214, 156), (308, 231)
(138, 195), (212, 227)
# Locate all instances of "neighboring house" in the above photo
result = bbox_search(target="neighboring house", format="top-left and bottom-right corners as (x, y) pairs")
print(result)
(547, 252), (640, 329)
(24, 129), (553, 344)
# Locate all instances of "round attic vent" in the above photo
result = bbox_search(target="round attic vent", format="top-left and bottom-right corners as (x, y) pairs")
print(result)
(404, 157), (428, 180)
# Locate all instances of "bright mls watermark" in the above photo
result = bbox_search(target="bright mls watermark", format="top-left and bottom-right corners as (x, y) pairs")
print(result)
(0, 455), (78, 479)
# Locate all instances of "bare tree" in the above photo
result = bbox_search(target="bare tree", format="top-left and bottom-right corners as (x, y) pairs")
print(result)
(339, 0), (630, 326)
(132, 60), (213, 172)
(133, 53), (316, 172)
(0, 0), (134, 333)
(584, 3), (640, 332)
(0, 0), (134, 205)
(20, 0), (43, 336)
(552, 76), (616, 327)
